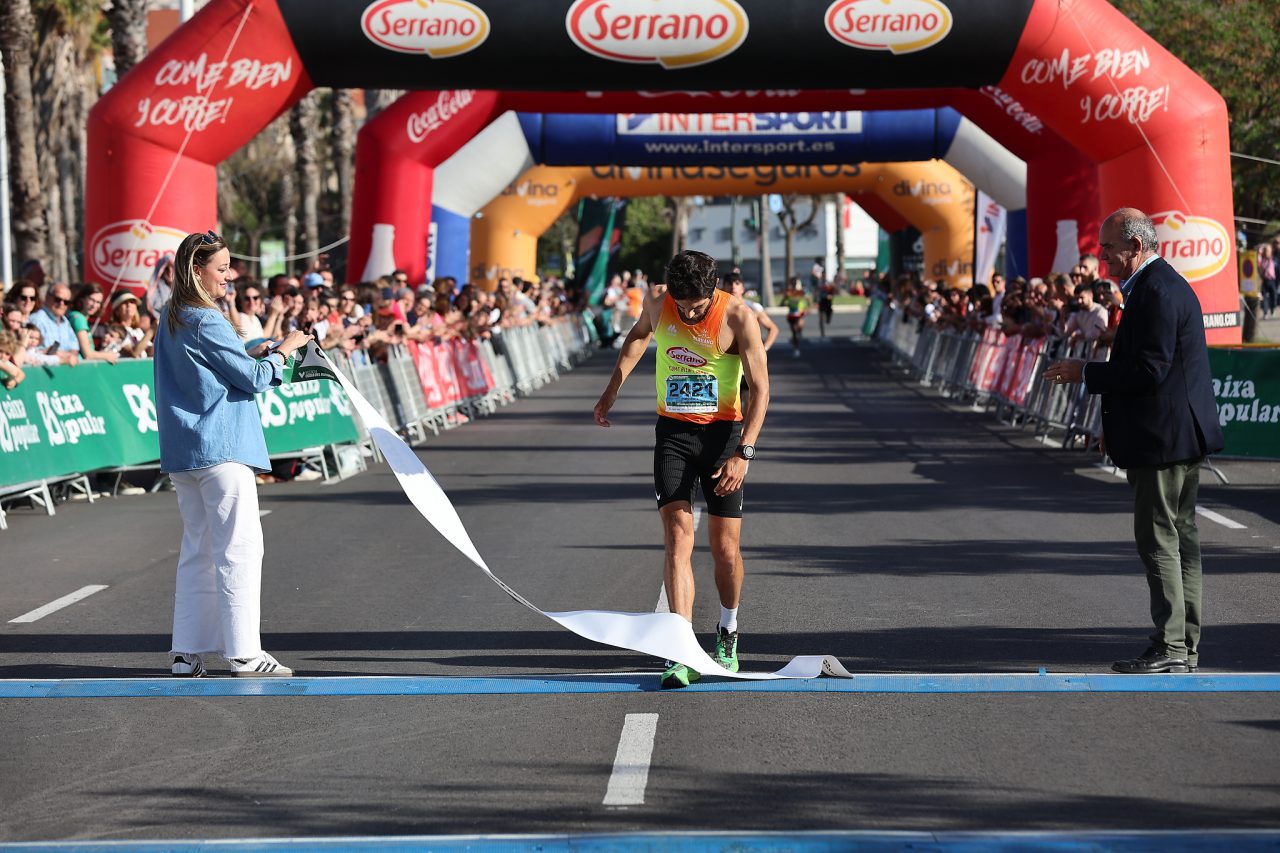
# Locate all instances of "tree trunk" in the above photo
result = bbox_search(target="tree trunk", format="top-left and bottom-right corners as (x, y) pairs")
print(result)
(834, 194), (846, 288)
(0, 0), (49, 270)
(331, 89), (356, 236)
(363, 88), (404, 121)
(290, 93), (321, 261)
(105, 0), (150, 80)
(669, 197), (690, 257)
(280, 127), (297, 272)
(759, 197), (773, 307)
(33, 28), (77, 283)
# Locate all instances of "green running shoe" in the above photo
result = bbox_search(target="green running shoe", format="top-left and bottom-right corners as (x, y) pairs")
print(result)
(660, 661), (701, 689)
(715, 625), (739, 673)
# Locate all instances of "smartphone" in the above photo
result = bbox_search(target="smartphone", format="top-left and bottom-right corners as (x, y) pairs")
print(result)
(46, 342), (60, 355)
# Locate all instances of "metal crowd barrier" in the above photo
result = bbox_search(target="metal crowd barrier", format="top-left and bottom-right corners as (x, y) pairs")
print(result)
(336, 316), (594, 451)
(868, 301), (1107, 450)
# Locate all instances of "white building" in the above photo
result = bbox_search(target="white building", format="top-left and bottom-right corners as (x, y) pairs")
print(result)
(684, 195), (880, 288)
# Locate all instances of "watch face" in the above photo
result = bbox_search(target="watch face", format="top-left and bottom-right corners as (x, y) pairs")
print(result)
(740, 444), (755, 460)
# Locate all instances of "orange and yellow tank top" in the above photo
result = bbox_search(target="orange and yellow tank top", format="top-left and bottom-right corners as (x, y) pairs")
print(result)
(654, 289), (743, 424)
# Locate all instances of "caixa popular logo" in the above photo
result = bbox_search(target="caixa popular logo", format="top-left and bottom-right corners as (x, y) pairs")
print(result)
(89, 220), (186, 289)
(566, 0), (749, 70)
(1150, 211), (1231, 283)
(666, 346), (707, 368)
(362, 0), (490, 57)
(405, 90), (475, 142)
(825, 0), (953, 55)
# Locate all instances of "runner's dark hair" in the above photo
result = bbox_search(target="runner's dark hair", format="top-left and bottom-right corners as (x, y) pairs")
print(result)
(665, 250), (719, 301)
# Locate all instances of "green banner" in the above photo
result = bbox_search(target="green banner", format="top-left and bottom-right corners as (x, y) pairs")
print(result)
(1, 359), (359, 488)
(1209, 347), (1280, 459)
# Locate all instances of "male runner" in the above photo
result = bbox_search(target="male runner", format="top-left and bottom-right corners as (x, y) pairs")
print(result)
(720, 271), (779, 351)
(594, 251), (770, 689)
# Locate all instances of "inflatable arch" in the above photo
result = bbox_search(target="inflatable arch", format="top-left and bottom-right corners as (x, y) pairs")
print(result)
(467, 161), (976, 290)
(85, 0), (1238, 341)
(356, 100), (1024, 286)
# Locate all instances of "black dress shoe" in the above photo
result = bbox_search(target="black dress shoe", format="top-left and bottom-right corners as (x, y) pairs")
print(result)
(1112, 648), (1190, 674)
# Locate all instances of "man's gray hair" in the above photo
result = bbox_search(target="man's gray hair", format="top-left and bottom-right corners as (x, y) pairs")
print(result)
(1108, 208), (1159, 253)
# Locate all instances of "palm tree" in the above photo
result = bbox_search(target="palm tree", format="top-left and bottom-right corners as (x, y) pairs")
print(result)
(331, 89), (356, 236)
(0, 0), (49, 273)
(103, 0), (147, 78)
(290, 92), (321, 262)
(31, 0), (106, 282)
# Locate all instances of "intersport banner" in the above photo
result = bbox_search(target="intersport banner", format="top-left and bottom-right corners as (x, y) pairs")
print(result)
(0, 361), (358, 488)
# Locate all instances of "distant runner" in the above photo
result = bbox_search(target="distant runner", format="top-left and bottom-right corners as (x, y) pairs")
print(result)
(783, 277), (809, 356)
(594, 251), (770, 689)
(720, 271), (779, 352)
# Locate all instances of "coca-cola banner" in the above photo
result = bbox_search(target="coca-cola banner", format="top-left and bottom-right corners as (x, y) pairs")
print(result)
(279, 0), (1031, 90)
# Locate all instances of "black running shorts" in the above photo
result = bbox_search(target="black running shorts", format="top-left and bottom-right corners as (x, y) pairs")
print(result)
(654, 416), (745, 518)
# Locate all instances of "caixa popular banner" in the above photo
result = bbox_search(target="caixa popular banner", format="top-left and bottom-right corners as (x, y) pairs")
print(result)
(1209, 347), (1280, 460)
(0, 360), (359, 489)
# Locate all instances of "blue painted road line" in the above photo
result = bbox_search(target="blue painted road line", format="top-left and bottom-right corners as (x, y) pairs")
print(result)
(4, 830), (1280, 852)
(3, 672), (1280, 698)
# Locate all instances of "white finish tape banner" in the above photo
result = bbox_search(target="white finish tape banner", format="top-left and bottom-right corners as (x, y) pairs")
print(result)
(327, 352), (853, 681)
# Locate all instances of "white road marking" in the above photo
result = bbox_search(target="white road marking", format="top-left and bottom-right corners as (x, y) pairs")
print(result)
(602, 713), (659, 807)
(1196, 506), (1246, 530)
(9, 585), (109, 624)
(259, 510), (271, 517)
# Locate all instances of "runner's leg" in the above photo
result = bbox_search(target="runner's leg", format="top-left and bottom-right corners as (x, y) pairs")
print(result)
(708, 515), (743, 610)
(660, 503), (697, 621)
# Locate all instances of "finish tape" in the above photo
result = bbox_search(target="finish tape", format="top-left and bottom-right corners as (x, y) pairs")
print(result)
(327, 351), (853, 681)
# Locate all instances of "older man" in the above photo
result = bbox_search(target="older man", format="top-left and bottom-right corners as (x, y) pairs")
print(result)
(28, 283), (81, 366)
(1045, 209), (1223, 674)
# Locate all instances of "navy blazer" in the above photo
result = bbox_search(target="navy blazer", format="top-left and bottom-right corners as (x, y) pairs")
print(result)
(1083, 257), (1224, 469)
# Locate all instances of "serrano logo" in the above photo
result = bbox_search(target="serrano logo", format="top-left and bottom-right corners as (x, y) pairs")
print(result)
(362, 0), (490, 57)
(89, 220), (186, 289)
(405, 90), (475, 142)
(825, 0), (953, 55)
(1150, 211), (1231, 283)
(666, 346), (707, 367)
(566, 0), (749, 69)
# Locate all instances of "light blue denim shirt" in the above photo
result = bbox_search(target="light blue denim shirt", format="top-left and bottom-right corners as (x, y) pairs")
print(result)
(29, 307), (79, 352)
(154, 306), (285, 473)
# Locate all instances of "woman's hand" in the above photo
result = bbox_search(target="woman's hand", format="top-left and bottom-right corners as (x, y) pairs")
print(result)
(274, 329), (311, 358)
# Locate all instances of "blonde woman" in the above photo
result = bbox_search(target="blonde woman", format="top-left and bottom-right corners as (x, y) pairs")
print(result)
(154, 231), (309, 678)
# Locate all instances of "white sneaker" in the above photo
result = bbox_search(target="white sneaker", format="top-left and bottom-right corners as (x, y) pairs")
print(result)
(293, 469), (323, 482)
(171, 653), (207, 677)
(229, 652), (294, 677)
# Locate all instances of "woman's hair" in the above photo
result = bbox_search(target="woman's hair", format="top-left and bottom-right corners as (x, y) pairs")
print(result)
(0, 329), (17, 356)
(72, 282), (105, 314)
(167, 231), (227, 333)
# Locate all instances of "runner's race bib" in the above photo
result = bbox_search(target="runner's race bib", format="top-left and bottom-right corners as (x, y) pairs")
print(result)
(664, 373), (719, 413)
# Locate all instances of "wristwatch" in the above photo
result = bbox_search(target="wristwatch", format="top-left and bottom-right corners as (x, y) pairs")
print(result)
(738, 444), (756, 461)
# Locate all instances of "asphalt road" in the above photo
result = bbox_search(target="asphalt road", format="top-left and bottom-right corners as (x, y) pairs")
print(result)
(2, 311), (1278, 843)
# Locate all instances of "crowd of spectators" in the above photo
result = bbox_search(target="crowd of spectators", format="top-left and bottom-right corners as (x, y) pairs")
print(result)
(880, 253), (1125, 351)
(0, 254), (591, 393)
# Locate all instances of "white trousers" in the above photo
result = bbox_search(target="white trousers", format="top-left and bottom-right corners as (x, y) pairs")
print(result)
(169, 462), (264, 660)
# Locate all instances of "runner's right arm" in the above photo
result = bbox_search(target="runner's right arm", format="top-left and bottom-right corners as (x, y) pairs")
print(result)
(594, 285), (663, 427)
